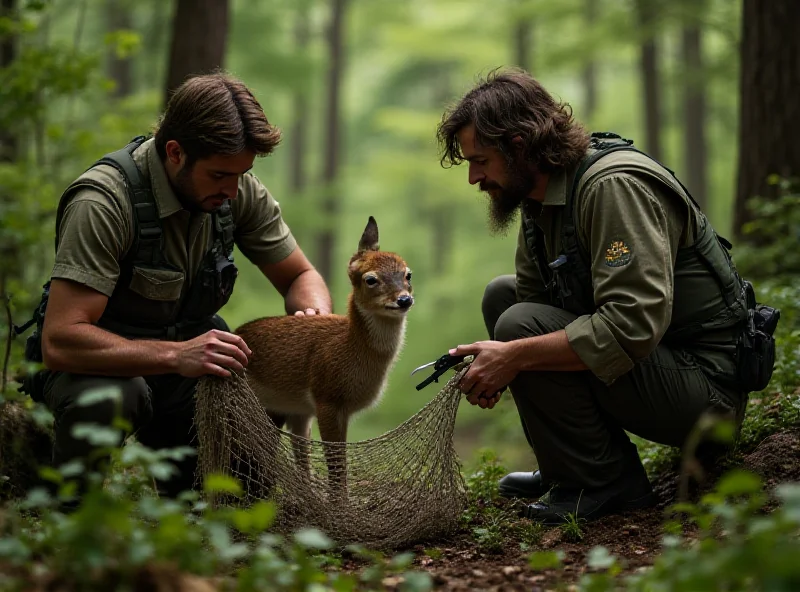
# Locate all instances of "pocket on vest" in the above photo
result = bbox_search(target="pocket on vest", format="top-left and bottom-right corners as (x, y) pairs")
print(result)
(129, 267), (185, 301)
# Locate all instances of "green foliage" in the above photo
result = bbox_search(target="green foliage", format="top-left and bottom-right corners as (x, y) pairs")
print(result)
(570, 470), (800, 591)
(558, 511), (586, 543)
(735, 177), (800, 281)
(0, 410), (434, 591)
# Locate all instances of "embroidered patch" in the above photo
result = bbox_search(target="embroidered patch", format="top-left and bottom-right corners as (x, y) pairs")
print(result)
(604, 240), (632, 267)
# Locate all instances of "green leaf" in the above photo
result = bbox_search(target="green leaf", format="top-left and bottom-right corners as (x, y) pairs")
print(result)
(293, 527), (334, 550)
(586, 546), (616, 569)
(715, 469), (763, 497)
(0, 537), (31, 563)
(528, 550), (563, 570)
(39, 466), (62, 484)
(710, 419), (737, 443)
(75, 386), (122, 407)
(58, 460), (85, 478)
(390, 551), (415, 569)
(70, 424), (122, 447)
(399, 571), (433, 592)
(249, 500), (277, 532)
(202, 473), (243, 496)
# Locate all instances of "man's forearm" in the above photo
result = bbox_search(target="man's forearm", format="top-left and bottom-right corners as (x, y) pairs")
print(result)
(506, 330), (589, 372)
(43, 323), (180, 377)
(284, 269), (333, 315)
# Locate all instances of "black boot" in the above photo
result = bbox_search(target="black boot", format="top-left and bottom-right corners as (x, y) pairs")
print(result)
(522, 467), (656, 525)
(498, 470), (548, 499)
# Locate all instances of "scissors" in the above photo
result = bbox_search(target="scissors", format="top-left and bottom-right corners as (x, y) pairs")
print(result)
(410, 353), (468, 391)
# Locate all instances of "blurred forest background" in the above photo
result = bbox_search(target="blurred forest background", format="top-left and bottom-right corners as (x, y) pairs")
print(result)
(1, 0), (797, 472)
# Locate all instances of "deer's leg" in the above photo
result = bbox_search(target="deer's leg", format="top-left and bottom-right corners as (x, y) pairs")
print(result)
(315, 404), (349, 498)
(285, 414), (313, 476)
(266, 411), (288, 430)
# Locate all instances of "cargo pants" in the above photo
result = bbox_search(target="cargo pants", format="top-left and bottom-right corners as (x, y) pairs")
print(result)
(43, 370), (199, 498)
(39, 314), (231, 500)
(482, 275), (746, 490)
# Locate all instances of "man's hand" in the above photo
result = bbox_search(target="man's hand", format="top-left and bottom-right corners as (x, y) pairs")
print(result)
(175, 329), (253, 378)
(294, 308), (323, 317)
(449, 340), (520, 409)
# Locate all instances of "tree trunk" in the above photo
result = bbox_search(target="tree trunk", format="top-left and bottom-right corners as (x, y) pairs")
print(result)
(734, 0), (800, 237)
(290, 6), (311, 195)
(0, 0), (17, 162)
(163, 0), (229, 106)
(514, 18), (532, 73)
(682, 23), (707, 210)
(635, 0), (662, 161)
(582, 0), (598, 122)
(316, 0), (347, 284)
(106, 0), (133, 99)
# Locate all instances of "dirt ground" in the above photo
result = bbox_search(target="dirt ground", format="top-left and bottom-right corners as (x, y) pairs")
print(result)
(375, 429), (800, 592)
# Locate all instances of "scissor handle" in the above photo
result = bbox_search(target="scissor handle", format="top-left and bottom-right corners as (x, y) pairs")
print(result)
(415, 353), (468, 391)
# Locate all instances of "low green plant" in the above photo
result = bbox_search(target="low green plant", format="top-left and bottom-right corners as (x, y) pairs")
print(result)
(546, 469), (800, 591)
(0, 387), (434, 592)
(559, 511), (586, 543)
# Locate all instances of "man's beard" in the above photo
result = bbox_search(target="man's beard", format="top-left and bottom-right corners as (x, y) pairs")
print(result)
(481, 162), (536, 236)
(173, 163), (225, 213)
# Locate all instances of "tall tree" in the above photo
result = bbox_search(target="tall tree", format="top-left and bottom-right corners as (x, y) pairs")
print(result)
(316, 0), (347, 284)
(635, 0), (662, 161)
(290, 3), (312, 197)
(106, 0), (133, 99)
(582, 0), (598, 122)
(734, 0), (800, 236)
(513, 6), (533, 73)
(0, 0), (17, 162)
(163, 0), (230, 105)
(681, 9), (707, 210)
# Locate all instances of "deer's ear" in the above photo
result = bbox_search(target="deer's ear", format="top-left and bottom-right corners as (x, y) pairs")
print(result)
(357, 216), (380, 252)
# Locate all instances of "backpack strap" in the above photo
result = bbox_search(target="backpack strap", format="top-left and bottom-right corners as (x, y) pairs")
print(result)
(213, 199), (235, 257)
(562, 132), (740, 311)
(88, 135), (164, 267)
(567, 132), (733, 249)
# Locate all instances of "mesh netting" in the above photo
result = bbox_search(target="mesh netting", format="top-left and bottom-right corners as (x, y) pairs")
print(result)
(193, 366), (470, 551)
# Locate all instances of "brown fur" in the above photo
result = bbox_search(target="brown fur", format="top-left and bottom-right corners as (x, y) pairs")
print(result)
(234, 217), (413, 488)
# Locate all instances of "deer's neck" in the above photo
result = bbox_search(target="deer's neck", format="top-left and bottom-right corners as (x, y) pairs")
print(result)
(347, 294), (407, 356)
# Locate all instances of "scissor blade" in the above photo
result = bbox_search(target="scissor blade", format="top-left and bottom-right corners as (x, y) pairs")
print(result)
(410, 360), (437, 376)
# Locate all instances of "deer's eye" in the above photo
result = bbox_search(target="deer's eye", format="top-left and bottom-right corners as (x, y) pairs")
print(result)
(405, 272), (412, 282)
(365, 276), (379, 287)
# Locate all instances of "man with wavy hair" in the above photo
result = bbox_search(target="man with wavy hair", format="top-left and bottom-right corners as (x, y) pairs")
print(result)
(437, 68), (750, 524)
(33, 72), (332, 503)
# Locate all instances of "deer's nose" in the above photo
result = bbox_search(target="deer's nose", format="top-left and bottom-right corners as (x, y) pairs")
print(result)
(396, 295), (413, 309)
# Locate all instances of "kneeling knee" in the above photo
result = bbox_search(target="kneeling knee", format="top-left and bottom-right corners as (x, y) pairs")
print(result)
(61, 377), (152, 431)
(494, 303), (556, 343)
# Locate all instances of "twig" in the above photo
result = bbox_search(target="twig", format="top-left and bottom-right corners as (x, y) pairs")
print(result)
(1, 272), (12, 393)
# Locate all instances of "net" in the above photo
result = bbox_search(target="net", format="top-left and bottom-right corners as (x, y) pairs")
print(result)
(193, 366), (470, 551)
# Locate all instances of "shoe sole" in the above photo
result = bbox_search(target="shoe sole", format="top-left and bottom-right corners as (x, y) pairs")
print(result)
(523, 489), (657, 525)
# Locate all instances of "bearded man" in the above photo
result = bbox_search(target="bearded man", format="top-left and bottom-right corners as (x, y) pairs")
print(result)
(25, 72), (331, 503)
(436, 68), (762, 524)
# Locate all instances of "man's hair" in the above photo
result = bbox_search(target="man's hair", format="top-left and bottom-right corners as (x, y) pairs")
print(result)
(154, 72), (282, 163)
(436, 68), (590, 173)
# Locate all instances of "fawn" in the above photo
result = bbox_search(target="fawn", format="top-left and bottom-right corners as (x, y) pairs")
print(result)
(234, 216), (413, 492)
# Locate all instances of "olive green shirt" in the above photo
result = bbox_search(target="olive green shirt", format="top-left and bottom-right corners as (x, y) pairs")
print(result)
(51, 138), (297, 299)
(515, 151), (704, 386)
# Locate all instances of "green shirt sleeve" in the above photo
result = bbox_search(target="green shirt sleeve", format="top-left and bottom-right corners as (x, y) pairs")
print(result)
(514, 223), (551, 305)
(233, 174), (298, 266)
(564, 172), (685, 385)
(51, 188), (131, 297)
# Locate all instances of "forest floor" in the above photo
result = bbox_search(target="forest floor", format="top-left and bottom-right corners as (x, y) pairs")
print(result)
(343, 428), (800, 591)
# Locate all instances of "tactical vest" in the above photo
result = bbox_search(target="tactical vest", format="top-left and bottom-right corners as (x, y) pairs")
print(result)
(15, 136), (239, 401)
(53, 135), (239, 341)
(521, 132), (748, 347)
